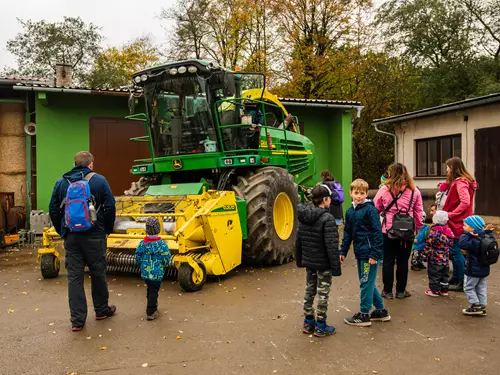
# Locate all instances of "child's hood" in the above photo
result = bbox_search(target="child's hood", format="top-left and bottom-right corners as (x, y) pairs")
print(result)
(432, 225), (454, 238)
(297, 204), (329, 224)
(352, 198), (374, 210)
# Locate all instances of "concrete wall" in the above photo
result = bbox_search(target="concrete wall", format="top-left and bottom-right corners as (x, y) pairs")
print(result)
(395, 102), (500, 189)
(0, 102), (26, 207)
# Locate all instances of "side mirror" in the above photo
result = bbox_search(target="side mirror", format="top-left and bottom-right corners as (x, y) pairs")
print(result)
(128, 93), (136, 115)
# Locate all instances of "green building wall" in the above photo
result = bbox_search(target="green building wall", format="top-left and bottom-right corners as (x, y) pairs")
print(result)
(34, 93), (354, 211)
(35, 93), (134, 210)
(290, 106), (353, 208)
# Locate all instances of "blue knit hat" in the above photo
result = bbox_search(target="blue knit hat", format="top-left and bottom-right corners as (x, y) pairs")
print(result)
(464, 215), (486, 232)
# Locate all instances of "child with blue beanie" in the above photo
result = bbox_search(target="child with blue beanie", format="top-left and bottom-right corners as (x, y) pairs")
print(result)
(135, 217), (171, 321)
(459, 215), (495, 316)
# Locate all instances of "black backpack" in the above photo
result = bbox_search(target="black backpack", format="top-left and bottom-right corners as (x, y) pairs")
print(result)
(383, 189), (416, 242)
(479, 236), (499, 267)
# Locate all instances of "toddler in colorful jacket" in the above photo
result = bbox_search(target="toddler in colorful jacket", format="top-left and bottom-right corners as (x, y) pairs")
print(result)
(135, 217), (171, 320)
(423, 210), (454, 297)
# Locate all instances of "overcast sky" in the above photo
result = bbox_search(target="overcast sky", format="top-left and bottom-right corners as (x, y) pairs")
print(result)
(0, 0), (177, 70)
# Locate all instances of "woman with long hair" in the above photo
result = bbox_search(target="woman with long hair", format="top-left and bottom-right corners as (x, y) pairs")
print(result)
(374, 163), (424, 299)
(320, 170), (345, 226)
(442, 157), (478, 291)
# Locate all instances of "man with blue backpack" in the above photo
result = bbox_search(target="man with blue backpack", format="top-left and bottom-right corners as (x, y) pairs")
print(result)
(49, 151), (117, 332)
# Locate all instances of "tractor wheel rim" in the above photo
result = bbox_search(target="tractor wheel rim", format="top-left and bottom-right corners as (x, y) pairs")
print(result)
(273, 192), (294, 241)
(192, 269), (202, 284)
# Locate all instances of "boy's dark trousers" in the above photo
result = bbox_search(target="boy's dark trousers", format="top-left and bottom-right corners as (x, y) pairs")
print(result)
(146, 279), (162, 315)
(65, 234), (109, 327)
(428, 263), (449, 292)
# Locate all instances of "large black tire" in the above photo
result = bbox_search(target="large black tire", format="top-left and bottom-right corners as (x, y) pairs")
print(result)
(41, 253), (60, 278)
(234, 167), (299, 265)
(178, 260), (207, 292)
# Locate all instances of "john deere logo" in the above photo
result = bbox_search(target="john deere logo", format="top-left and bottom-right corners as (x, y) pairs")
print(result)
(172, 159), (183, 170)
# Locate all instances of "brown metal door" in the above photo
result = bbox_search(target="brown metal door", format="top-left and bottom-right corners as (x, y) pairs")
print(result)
(475, 126), (500, 216)
(89, 118), (150, 196)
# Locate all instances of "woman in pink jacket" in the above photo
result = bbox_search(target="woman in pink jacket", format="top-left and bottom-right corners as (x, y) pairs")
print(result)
(374, 163), (424, 299)
(441, 157), (478, 291)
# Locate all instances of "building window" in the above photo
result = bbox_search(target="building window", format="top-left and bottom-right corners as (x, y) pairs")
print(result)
(415, 135), (462, 177)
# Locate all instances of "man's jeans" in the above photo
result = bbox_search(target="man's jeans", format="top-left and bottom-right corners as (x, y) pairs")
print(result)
(464, 276), (487, 306)
(358, 259), (385, 314)
(65, 234), (109, 327)
(451, 239), (465, 282)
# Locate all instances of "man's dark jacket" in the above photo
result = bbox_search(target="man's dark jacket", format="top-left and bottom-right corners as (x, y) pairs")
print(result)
(49, 166), (116, 238)
(340, 200), (384, 260)
(295, 204), (341, 276)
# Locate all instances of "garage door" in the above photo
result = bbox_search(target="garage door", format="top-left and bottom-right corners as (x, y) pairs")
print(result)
(90, 118), (150, 196)
(475, 126), (500, 216)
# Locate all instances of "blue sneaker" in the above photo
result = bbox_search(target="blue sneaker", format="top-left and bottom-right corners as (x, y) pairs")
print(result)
(303, 318), (315, 334)
(314, 321), (336, 337)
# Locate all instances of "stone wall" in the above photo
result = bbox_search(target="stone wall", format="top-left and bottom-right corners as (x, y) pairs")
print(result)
(0, 102), (26, 207)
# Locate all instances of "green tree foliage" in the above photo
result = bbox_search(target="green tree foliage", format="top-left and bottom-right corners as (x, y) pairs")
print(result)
(6, 17), (102, 82)
(86, 37), (160, 89)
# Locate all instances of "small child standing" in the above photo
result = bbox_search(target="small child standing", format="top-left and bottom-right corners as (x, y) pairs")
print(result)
(459, 215), (495, 316)
(340, 179), (390, 327)
(135, 217), (171, 320)
(296, 184), (341, 337)
(423, 210), (454, 297)
(411, 211), (429, 271)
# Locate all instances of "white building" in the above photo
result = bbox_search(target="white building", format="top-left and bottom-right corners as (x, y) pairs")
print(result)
(372, 93), (500, 216)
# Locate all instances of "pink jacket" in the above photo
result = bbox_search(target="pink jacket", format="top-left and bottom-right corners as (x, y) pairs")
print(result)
(374, 186), (424, 234)
(442, 178), (478, 238)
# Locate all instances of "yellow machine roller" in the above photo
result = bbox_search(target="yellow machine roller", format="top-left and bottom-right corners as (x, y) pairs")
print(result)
(38, 189), (243, 292)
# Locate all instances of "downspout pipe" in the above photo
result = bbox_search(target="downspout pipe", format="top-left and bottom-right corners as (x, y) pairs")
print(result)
(373, 123), (398, 162)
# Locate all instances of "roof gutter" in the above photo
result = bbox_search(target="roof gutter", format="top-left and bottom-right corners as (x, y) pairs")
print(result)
(13, 85), (135, 97)
(373, 123), (397, 162)
(372, 93), (500, 125)
(282, 102), (365, 117)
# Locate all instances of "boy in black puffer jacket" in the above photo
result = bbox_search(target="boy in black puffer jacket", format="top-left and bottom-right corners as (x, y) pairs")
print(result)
(340, 179), (389, 327)
(459, 215), (495, 316)
(296, 184), (341, 337)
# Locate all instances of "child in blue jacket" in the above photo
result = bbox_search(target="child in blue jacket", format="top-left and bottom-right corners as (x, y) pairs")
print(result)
(459, 215), (495, 316)
(340, 179), (390, 327)
(135, 217), (171, 321)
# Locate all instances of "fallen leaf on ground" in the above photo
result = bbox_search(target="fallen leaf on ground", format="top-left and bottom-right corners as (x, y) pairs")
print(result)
(176, 335), (182, 340)
(100, 346), (107, 350)
(435, 357), (441, 361)
(49, 323), (54, 326)
(142, 363), (148, 368)
(7, 308), (14, 313)
(86, 337), (91, 340)
(35, 308), (39, 312)
(22, 291), (28, 295)
(52, 331), (56, 334)
(108, 328), (112, 331)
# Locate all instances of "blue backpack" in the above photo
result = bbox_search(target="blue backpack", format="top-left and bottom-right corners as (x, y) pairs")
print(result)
(63, 173), (96, 232)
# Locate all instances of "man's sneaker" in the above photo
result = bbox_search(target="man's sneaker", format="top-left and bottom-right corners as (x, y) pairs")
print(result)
(302, 318), (315, 334)
(344, 312), (372, 327)
(425, 289), (440, 297)
(147, 311), (159, 321)
(381, 290), (394, 300)
(71, 326), (84, 332)
(370, 309), (391, 322)
(96, 305), (117, 320)
(396, 290), (412, 299)
(462, 305), (484, 316)
(440, 290), (449, 296)
(313, 321), (336, 337)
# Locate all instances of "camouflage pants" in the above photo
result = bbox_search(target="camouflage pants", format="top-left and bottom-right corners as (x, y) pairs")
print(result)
(303, 268), (333, 322)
